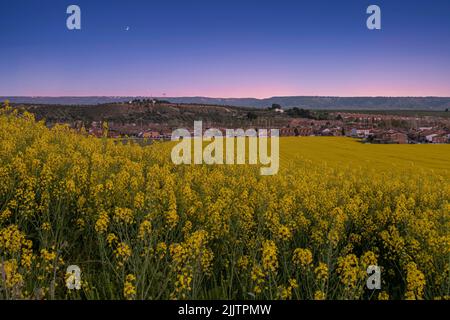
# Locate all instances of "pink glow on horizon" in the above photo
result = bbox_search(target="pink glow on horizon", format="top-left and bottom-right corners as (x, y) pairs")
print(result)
(16, 85), (450, 99)
(6, 56), (449, 98)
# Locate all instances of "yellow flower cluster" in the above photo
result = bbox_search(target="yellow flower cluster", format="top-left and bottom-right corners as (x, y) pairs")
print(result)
(251, 265), (266, 295)
(106, 233), (118, 247)
(39, 247), (64, 273)
(262, 240), (278, 274)
(156, 242), (167, 259)
(95, 210), (109, 234)
(336, 254), (360, 289)
(114, 242), (132, 267)
(314, 262), (329, 282)
(124, 274), (137, 300)
(0, 225), (27, 253)
(41, 222), (51, 232)
(113, 207), (134, 225)
(277, 279), (298, 299)
(40, 248), (57, 263)
(292, 248), (313, 269)
(138, 220), (152, 241)
(405, 262), (426, 300)
(0, 208), (12, 222)
(314, 290), (326, 300)
(168, 230), (214, 297)
(1, 260), (24, 290)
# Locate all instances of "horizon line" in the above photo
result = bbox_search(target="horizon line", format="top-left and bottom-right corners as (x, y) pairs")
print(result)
(2, 95), (450, 99)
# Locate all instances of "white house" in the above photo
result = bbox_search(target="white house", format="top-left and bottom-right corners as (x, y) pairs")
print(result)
(351, 128), (371, 138)
(425, 134), (437, 142)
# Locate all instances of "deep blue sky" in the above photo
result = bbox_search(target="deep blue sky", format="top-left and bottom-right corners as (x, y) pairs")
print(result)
(1, 0), (449, 97)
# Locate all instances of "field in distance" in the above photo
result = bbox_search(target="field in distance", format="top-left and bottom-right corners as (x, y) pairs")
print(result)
(279, 137), (450, 173)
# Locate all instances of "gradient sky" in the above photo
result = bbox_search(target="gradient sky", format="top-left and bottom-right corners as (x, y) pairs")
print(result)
(1, 0), (449, 98)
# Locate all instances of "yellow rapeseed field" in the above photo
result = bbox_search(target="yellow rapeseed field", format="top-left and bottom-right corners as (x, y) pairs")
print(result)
(0, 103), (449, 300)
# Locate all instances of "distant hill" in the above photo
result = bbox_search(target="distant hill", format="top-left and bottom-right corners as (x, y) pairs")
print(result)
(165, 96), (450, 110)
(2, 96), (450, 110)
(9, 102), (291, 130)
(2, 96), (138, 105)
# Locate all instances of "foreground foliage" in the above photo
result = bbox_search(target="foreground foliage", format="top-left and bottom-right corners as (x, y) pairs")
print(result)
(0, 105), (449, 300)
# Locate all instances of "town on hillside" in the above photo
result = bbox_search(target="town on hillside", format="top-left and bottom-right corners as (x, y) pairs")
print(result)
(10, 100), (450, 144)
